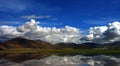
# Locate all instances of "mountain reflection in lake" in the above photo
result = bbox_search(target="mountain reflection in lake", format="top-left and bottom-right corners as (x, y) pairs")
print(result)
(0, 53), (120, 66)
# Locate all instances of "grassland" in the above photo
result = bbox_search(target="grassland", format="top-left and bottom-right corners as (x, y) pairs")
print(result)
(0, 49), (120, 54)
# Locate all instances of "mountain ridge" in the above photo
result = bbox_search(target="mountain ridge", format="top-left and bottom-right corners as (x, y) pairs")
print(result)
(0, 37), (120, 50)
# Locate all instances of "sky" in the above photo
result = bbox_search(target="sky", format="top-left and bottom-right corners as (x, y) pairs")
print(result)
(0, 0), (120, 28)
(1, 0), (120, 43)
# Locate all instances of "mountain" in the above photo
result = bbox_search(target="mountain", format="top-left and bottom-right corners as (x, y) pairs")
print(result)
(0, 38), (100, 50)
(4, 37), (54, 49)
(99, 41), (120, 49)
(79, 42), (99, 49)
(0, 37), (120, 50)
(0, 42), (6, 50)
(54, 43), (80, 50)
(54, 42), (99, 50)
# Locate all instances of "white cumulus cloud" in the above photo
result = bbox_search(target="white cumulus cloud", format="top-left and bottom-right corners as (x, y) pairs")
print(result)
(82, 21), (120, 43)
(1, 19), (120, 44)
(0, 19), (81, 44)
(0, 25), (21, 38)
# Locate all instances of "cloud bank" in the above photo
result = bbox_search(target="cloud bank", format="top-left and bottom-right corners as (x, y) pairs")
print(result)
(0, 19), (81, 44)
(1, 19), (120, 44)
(83, 21), (120, 43)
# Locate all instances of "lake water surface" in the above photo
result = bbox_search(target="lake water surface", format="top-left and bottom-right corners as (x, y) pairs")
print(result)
(0, 53), (120, 66)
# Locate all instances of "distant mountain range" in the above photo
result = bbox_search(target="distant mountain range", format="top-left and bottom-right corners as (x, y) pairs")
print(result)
(0, 37), (120, 50)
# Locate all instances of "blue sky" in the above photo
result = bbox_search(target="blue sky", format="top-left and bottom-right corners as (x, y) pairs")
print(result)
(0, 0), (120, 30)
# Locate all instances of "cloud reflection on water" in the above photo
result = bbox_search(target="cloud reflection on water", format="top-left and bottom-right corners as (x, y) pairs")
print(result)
(0, 55), (120, 66)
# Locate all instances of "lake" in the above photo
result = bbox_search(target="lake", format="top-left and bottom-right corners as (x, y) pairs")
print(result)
(0, 53), (120, 66)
